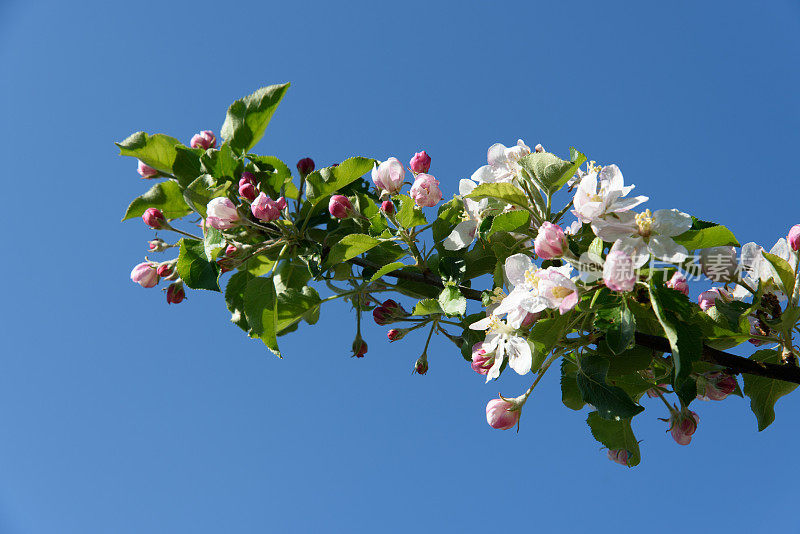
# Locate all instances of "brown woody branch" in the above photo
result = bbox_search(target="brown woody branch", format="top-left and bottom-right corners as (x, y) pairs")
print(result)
(350, 257), (800, 385)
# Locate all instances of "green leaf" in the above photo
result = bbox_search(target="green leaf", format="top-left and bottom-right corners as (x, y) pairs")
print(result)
(182, 174), (231, 217)
(203, 227), (225, 262)
(438, 257), (467, 284)
(672, 225), (739, 249)
(488, 210), (529, 237)
(712, 298), (751, 332)
(762, 252), (796, 296)
(465, 183), (529, 208)
(396, 194), (428, 228)
(176, 239), (221, 291)
(225, 271), (253, 332)
(561, 359), (586, 411)
(369, 262), (406, 283)
(586, 411), (640, 467)
(576, 354), (644, 420)
(304, 157), (375, 205)
(432, 197), (464, 243)
(242, 276), (280, 356)
(605, 345), (654, 377)
(200, 144), (242, 180)
(438, 287), (467, 317)
(325, 234), (381, 267)
(742, 349), (798, 431)
(273, 260), (311, 293)
(116, 132), (181, 174)
(518, 148), (586, 193)
(172, 146), (204, 187)
(276, 287), (322, 334)
(594, 302), (636, 355)
(648, 283), (703, 404)
(220, 83), (290, 152)
(528, 314), (570, 357)
(413, 299), (443, 316)
(122, 180), (192, 221)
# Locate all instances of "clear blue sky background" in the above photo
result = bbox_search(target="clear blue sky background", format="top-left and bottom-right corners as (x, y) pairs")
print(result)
(2, 1), (800, 532)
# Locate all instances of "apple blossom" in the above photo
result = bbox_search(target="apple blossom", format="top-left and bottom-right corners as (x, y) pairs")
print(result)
(471, 139), (531, 184)
(251, 192), (286, 222)
(470, 314), (532, 382)
(603, 249), (637, 292)
(537, 267), (579, 314)
(471, 342), (495, 375)
(698, 246), (738, 283)
(486, 397), (521, 430)
(697, 287), (732, 312)
(666, 271), (690, 295)
(409, 173), (442, 208)
(137, 160), (159, 179)
(492, 254), (551, 327)
(409, 151), (431, 174)
(238, 177), (258, 201)
(669, 410), (699, 446)
(328, 195), (353, 219)
(190, 130), (216, 149)
(130, 262), (159, 288)
(443, 179), (488, 250)
(371, 157), (405, 195)
(534, 222), (568, 260)
(206, 197), (240, 230)
(698, 372), (737, 401)
(594, 209), (692, 267)
(572, 164), (648, 224)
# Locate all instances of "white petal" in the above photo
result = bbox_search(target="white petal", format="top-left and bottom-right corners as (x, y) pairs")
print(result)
(648, 235), (688, 263)
(504, 254), (534, 288)
(609, 195), (649, 213)
(611, 236), (649, 268)
(487, 143), (508, 167)
(471, 165), (498, 184)
(443, 221), (478, 250)
(652, 209), (693, 237)
(458, 179), (477, 196)
(591, 213), (637, 241)
(469, 317), (492, 330)
(600, 164), (624, 191)
(507, 337), (533, 375)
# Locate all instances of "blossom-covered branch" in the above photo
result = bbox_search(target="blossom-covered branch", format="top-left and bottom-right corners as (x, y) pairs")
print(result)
(120, 83), (800, 467)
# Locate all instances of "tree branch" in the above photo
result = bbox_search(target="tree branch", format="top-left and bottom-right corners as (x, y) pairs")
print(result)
(350, 255), (800, 385)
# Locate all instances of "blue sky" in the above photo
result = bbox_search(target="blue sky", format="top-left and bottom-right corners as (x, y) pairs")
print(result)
(2, 1), (800, 532)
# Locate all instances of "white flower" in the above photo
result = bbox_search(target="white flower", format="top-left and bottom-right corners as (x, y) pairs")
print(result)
(469, 315), (532, 382)
(443, 179), (487, 250)
(734, 239), (798, 299)
(470, 139), (531, 184)
(537, 268), (580, 314)
(572, 164), (648, 224)
(595, 209), (692, 266)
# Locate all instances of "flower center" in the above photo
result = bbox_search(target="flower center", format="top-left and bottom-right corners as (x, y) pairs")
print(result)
(524, 268), (540, 289)
(487, 316), (503, 331)
(551, 286), (573, 300)
(636, 209), (654, 236)
(489, 287), (507, 304)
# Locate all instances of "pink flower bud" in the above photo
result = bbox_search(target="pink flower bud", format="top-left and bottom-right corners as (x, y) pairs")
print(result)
(372, 299), (407, 326)
(697, 287), (732, 311)
(205, 197), (240, 230)
(387, 328), (406, 342)
(240, 171), (256, 185)
(607, 449), (631, 466)
(410, 173), (443, 208)
(471, 342), (494, 375)
(371, 157), (405, 195)
(486, 398), (521, 430)
(251, 192), (285, 222)
(148, 238), (168, 252)
(142, 207), (166, 229)
(225, 245), (238, 256)
(603, 250), (636, 292)
(534, 144), (545, 153)
(414, 357), (429, 375)
(166, 282), (185, 304)
(669, 410), (699, 445)
(788, 225), (800, 252)
(190, 130), (216, 150)
(296, 157), (315, 177)
(381, 200), (395, 215)
(130, 262), (159, 288)
(238, 179), (257, 201)
(666, 271), (690, 296)
(156, 263), (178, 280)
(137, 160), (159, 179)
(409, 151), (431, 174)
(328, 195), (353, 219)
(699, 372), (737, 401)
(534, 222), (568, 260)
(698, 246), (738, 283)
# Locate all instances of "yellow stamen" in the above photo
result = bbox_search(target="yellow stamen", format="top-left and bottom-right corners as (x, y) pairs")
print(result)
(635, 209), (654, 236)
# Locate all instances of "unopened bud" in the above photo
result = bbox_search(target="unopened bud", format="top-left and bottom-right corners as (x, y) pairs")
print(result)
(380, 200), (395, 215)
(666, 271), (689, 296)
(387, 328), (407, 342)
(607, 449), (631, 466)
(296, 157), (315, 177)
(137, 160), (159, 179)
(166, 282), (186, 304)
(157, 263), (177, 280)
(669, 410), (699, 445)
(409, 151), (431, 174)
(148, 238), (169, 252)
(413, 357), (428, 375)
(789, 225), (800, 252)
(486, 397), (522, 430)
(352, 339), (368, 358)
(142, 208), (166, 229)
(130, 262), (159, 288)
(329, 195), (354, 219)
(225, 245), (238, 256)
(190, 130), (216, 150)
(534, 222), (567, 260)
